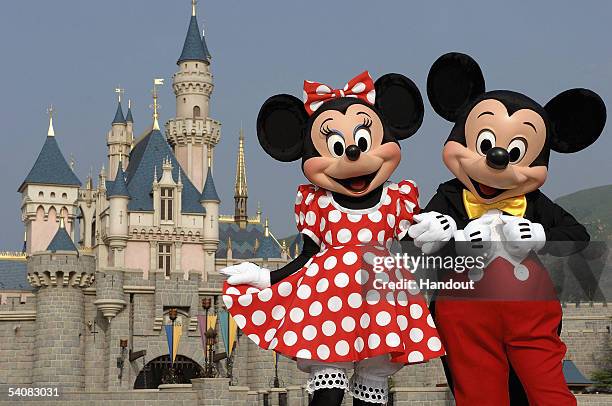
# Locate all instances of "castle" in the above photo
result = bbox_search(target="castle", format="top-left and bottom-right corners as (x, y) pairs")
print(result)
(0, 2), (611, 405)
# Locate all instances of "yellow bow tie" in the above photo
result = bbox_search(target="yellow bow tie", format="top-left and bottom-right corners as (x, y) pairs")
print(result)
(463, 189), (527, 219)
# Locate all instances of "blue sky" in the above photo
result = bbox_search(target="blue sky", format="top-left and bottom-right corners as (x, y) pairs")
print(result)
(1, 0), (611, 249)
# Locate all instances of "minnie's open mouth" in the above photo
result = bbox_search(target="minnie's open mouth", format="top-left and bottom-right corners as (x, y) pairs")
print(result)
(469, 177), (507, 199)
(331, 170), (378, 193)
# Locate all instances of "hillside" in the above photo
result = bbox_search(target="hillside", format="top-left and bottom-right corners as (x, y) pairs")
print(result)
(555, 184), (612, 241)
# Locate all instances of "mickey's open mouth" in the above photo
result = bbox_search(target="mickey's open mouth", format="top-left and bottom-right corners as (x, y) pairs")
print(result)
(331, 170), (378, 193)
(469, 177), (507, 199)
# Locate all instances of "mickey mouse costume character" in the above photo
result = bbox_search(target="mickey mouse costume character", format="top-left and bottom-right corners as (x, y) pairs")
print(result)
(220, 71), (451, 406)
(410, 52), (606, 406)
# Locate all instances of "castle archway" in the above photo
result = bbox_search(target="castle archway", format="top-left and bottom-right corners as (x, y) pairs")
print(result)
(133, 354), (204, 389)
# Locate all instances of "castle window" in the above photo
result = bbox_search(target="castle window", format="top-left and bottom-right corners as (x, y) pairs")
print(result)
(183, 97), (186, 103)
(62, 193), (67, 199)
(158, 244), (172, 276)
(50, 192), (56, 198)
(38, 191), (44, 198)
(193, 106), (201, 117)
(161, 188), (174, 221)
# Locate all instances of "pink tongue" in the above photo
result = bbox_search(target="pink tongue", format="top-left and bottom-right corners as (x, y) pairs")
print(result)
(479, 183), (497, 195)
(350, 178), (367, 190)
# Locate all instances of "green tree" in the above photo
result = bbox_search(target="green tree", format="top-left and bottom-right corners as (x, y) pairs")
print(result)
(592, 334), (612, 388)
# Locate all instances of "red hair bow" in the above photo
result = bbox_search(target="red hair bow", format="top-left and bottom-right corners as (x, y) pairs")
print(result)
(302, 71), (376, 115)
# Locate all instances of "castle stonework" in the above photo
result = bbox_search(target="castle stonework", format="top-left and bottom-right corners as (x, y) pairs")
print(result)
(0, 3), (611, 405)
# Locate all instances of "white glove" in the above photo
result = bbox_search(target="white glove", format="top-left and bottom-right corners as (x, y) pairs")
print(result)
(500, 215), (546, 259)
(408, 211), (457, 254)
(454, 216), (495, 259)
(219, 262), (271, 290)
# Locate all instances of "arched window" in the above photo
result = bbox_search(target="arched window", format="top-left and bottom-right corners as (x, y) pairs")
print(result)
(193, 106), (201, 117)
(50, 192), (56, 198)
(38, 191), (44, 198)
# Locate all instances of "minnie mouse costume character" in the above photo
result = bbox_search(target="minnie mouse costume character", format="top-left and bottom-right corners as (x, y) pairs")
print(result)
(220, 72), (451, 406)
(410, 52), (606, 406)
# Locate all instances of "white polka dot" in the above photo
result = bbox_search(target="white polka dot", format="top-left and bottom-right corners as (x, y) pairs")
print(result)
(397, 315), (408, 331)
(368, 334), (381, 349)
(352, 82), (366, 93)
(318, 195), (331, 208)
(246, 287), (260, 294)
(399, 184), (412, 194)
(386, 291), (395, 305)
(302, 325), (317, 341)
(302, 90), (308, 103)
(319, 217), (326, 232)
(328, 210), (341, 223)
(269, 338), (278, 350)
(309, 301), (323, 317)
(289, 307), (304, 323)
(386, 332), (400, 347)
(222, 295), (233, 309)
(248, 334), (260, 346)
(305, 263), (319, 277)
(257, 289), (273, 302)
(387, 214), (396, 228)
(226, 287), (240, 295)
(405, 200), (416, 213)
(358, 228), (373, 243)
(337, 229), (352, 244)
(335, 340), (350, 356)
(408, 351), (424, 363)
(396, 291), (409, 306)
(410, 304), (423, 319)
(347, 213), (362, 223)
(264, 328), (276, 342)
(272, 305), (286, 320)
(252, 310), (266, 326)
(376, 311), (391, 326)
(366, 290), (380, 305)
(295, 192), (303, 205)
(324, 256), (337, 270)
(428, 337), (442, 352)
(348, 292), (363, 308)
(343, 251), (358, 265)
(377, 230), (385, 243)
(366, 89), (376, 104)
(409, 328), (424, 343)
(297, 284), (312, 300)
(427, 314), (436, 328)
(305, 211), (316, 226)
(310, 100), (324, 112)
(283, 331), (298, 346)
(383, 194), (392, 205)
(294, 213), (300, 224)
(325, 231), (333, 244)
(317, 344), (330, 360)
(398, 219), (411, 232)
(360, 313), (370, 329)
(322, 320), (336, 336)
(233, 314), (246, 329)
(328, 296), (343, 312)
(315, 278), (329, 293)
(334, 273), (350, 288)
(296, 349), (312, 359)
(354, 337), (365, 352)
(316, 84), (331, 95)
(341, 316), (356, 332)
(299, 212), (305, 225)
(368, 211), (382, 223)
(238, 294), (252, 307)
(278, 282), (292, 297)
(355, 269), (369, 285)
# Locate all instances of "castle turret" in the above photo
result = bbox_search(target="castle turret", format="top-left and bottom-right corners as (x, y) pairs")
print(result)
(165, 0), (221, 191)
(125, 99), (134, 150)
(19, 108), (81, 254)
(234, 128), (248, 228)
(106, 163), (129, 267)
(200, 164), (219, 272)
(107, 91), (130, 180)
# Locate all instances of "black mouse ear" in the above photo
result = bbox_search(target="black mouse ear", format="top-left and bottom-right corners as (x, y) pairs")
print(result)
(427, 52), (485, 122)
(545, 88), (606, 153)
(257, 94), (308, 162)
(374, 73), (424, 140)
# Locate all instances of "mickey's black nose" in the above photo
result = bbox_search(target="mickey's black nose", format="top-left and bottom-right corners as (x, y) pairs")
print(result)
(486, 147), (509, 169)
(345, 145), (361, 161)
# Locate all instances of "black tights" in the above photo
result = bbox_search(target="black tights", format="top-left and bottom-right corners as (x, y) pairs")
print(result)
(309, 388), (380, 406)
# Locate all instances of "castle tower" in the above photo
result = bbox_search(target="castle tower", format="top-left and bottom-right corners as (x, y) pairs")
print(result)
(27, 219), (95, 390)
(19, 108), (81, 254)
(200, 163), (220, 272)
(106, 164), (129, 267)
(234, 128), (248, 228)
(165, 0), (221, 191)
(107, 91), (131, 180)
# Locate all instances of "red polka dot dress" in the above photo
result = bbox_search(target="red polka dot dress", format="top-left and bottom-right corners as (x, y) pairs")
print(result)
(222, 180), (445, 364)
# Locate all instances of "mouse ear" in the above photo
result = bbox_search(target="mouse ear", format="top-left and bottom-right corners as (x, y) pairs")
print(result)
(374, 73), (424, 140)
(427, 52), (485, 122)
(545, 88), (606, 153)
(257, 94), (308, 162)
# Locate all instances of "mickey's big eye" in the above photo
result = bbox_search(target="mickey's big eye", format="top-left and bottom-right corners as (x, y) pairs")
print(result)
(476, 130), (496, 156)
(326, 134), (345, 158)
(354, 127), (372, 152)
(507, 137), (527, 163)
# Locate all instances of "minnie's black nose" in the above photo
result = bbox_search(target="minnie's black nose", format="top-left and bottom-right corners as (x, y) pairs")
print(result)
(345, 145), (361, 161)
(486, 147), (509, 169)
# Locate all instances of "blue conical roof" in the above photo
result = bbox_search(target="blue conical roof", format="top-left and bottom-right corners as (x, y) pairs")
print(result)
(178, 16), (211, 64)
(201, 167), (220, 202)
(113, 102), (126, 124)
(126, 106), (134, 123)
(19, 136), (81, 192)
(47, 223), (77, 252)
(107, 164), (130, 198)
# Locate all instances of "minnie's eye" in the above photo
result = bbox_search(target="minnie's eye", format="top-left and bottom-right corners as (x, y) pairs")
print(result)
(476, 130), (496, 156)
(507, 138), (527, 163)
(354, 127), (372, 152)
(326, 133), (345, 158)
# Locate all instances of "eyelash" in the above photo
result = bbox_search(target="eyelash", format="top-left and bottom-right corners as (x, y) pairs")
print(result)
(321, 117), (372, 136)
(360, 117), (372, 128)
(321, 124), (334, 137)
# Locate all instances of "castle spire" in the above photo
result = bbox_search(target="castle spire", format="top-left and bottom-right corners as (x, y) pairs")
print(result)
(126, 99), (134, 123)
(47, 105), (55, 137)
(233, 127), (248, 227)
(178, 0), (211, 64)
(192, 0), (197, 16)
(152, 78), (164, 130)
